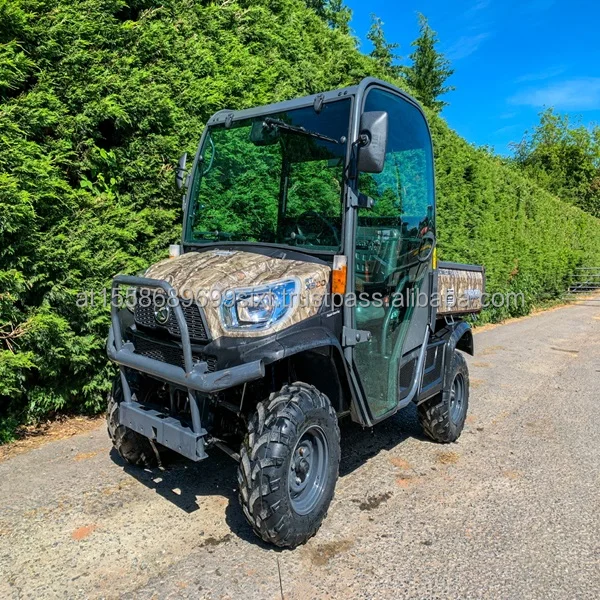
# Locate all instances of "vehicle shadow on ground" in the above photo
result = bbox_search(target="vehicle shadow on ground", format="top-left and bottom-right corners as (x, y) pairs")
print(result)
(110, 402), (427, 548)
(338, 402), (425, 477)
(112, 447), (276, 549)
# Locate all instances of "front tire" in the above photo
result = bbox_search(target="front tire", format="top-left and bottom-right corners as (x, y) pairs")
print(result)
(238, 382), (340, 548)
(107, 375), (157, 467)
(418, 350), (469, 443)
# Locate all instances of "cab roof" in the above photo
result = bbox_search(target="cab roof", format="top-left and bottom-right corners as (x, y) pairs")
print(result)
(206, 77), (422, 127)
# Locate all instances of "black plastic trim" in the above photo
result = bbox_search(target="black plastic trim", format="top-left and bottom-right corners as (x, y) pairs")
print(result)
(437, 261), (484, 272)
(416, 320), (473, 405)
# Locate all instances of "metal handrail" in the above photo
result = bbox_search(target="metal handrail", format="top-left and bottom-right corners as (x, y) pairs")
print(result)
(111, 275), (194, 373)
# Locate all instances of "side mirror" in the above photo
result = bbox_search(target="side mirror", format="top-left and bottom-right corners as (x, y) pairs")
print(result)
(175, 152), (188, 189)
(357, 111), (389, 174)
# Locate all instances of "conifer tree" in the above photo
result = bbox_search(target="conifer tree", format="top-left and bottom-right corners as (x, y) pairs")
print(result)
(404, 13), (454, 111)
(367, 14), (402, 75)
(326, 0), (352, 33)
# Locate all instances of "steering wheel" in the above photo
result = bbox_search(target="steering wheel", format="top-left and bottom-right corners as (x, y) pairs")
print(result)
(287, 211), (340, 246)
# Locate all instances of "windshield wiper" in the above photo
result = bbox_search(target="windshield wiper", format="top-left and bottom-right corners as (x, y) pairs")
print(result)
(263, 117), (342, 145)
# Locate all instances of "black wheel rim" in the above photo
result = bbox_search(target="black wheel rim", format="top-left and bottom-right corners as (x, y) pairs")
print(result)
(449, 372), (465, 423)
(288, 425), (329, 516)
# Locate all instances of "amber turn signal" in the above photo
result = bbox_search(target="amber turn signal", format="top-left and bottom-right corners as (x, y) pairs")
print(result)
(332, 255), (347, 295)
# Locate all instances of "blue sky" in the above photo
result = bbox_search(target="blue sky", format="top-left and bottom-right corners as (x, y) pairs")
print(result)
(345, 0), (600, 155)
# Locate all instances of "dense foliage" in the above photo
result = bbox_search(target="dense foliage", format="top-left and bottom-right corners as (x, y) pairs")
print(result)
(431, 117), (600, 309)
(512, 108), (600, 218)
(1, 0), (599, 439)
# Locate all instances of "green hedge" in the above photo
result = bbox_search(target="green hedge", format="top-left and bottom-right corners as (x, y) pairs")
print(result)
(431, 117), (600, 320)
(1, 0), (599, 438)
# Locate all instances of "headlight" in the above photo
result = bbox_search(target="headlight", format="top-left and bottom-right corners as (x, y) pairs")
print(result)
(220, 279), (299, 331)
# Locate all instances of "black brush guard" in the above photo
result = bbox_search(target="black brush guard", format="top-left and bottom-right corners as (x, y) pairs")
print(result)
(107, 275), (265, 461)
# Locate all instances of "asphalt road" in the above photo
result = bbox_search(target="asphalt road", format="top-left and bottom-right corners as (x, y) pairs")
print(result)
(1, 298), (599, 600)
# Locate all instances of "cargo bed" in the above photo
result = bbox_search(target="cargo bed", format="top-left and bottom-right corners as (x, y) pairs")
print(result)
(436, 261), (485, 316)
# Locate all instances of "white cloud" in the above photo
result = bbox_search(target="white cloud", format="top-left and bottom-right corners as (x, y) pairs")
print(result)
(446, 33), (490, 60)
(515, 65), (566, 83)
(466, 0), (492, 16)
(509, 77), (600, 110)
(494, 124), (522, 136)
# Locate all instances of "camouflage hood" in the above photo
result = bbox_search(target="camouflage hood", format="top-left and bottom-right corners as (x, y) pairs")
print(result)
(144, 249), (331, 338)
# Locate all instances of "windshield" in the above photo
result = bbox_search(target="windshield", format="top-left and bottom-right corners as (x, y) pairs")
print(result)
(185, 98), (351, 252)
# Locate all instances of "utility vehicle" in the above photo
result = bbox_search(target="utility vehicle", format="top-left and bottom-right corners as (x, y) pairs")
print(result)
(106, 78), (484, 548)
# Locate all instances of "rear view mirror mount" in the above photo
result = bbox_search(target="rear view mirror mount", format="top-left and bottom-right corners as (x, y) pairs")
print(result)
(250, 120), (280, 146)
(357, 111), (389, 174)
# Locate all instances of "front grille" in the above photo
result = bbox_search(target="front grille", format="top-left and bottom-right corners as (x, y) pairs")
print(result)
(132, 335), (217, 372)
(134, 296), (209, 341)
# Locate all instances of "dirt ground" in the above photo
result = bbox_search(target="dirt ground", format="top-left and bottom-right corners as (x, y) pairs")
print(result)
(1, 297), (599, 599)
(0, 416), (104, 463)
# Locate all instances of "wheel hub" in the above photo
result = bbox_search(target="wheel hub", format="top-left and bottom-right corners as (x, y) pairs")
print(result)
(288, 426), (329, 515)
(449, 372), (465, 423)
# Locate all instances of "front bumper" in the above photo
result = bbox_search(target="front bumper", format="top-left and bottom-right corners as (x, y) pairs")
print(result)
(107, 275), (265, 461)
(107, 326), (264, 394)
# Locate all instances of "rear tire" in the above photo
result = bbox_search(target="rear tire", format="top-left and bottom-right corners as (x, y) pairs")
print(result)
(238, 382), (340, 548)
(107, 375), (157, 467)
(418, 350), (469, 443)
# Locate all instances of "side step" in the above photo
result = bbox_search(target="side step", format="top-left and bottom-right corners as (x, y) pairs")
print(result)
(119, 400), (208, 462)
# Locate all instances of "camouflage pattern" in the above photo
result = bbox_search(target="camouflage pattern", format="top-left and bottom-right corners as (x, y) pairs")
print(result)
(143, 249), (331, 339)
(437, 267), (484, 315)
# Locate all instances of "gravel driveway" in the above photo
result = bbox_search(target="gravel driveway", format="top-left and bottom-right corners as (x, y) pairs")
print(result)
(1, 298), (599, 599)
